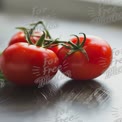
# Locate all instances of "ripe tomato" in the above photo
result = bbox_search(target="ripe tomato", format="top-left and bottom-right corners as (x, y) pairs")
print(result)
(58, 35), (112, 80)
(48, 44), (62, 55)
(0, 42), (59, 86)
(8, 31), (42, 46)
(9, 31), (60, 54)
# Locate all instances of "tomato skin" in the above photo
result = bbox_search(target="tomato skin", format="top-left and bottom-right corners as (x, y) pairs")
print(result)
(9, 31), (42, 46)
(1, 42), (59, 86)
(48, 45), (62, 55)
(9, 31), (60, 54)
(58, 35), (112, 80)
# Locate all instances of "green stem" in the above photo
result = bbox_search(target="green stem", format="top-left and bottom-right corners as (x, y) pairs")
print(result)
(44, 38), (69, 48)
(79, 33), (86, 47)
(16, 27), (33, 44)
(30, 21), (52, 39)
(44, 39), (68, 44)
(29, 23), (38, 35)
(36, 31), (46, 47)
(41, 22), (52, 39)
(71, 34), (80, 46)
(67, 41), (78, 49)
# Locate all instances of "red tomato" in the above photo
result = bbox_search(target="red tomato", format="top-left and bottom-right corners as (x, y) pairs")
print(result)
(8, 31), (42, 45)
(58, 35), (112, 80)
(0, 42), (59, 86)
(9, 31), (60, 54)
(48, 45), (62, 55)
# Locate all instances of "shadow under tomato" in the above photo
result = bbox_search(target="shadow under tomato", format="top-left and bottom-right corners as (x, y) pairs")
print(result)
(58, 79), (111, 110)
(0, 81), (60, 114)
(0, 78), (112, 114)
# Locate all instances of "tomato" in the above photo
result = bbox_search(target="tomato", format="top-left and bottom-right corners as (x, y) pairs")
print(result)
(0, 42), (59, 86)
(48, 44), (62, 55)
(58, 35), (112, 80)
(9, 31), (60, 54)
(8, 31), (42, 46)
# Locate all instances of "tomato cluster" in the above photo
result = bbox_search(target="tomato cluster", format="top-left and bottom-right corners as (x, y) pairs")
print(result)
(0, 21), (112, 86)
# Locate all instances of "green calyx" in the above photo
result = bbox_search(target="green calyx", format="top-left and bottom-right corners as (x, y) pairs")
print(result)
(16, 21), (67, 48)
(16, 21), (89, 61)
(62, 33), (89, 61)
(36, 31), (46, 47)
(16, 21), (52, 47)
(16, 27), (47, 47)
(16, 27), (33, 45)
